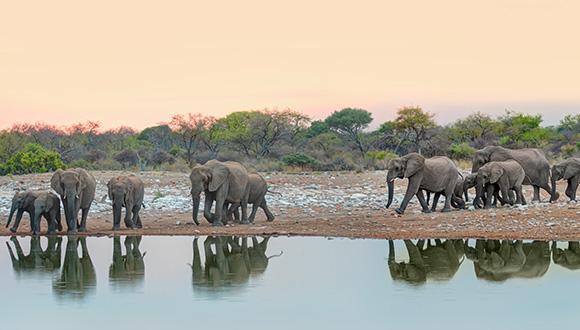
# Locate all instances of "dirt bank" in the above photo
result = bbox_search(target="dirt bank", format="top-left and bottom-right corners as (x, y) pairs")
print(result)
(0, 171), (578, 240)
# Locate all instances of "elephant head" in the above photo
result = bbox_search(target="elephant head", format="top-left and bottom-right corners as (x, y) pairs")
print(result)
(471, 149), (491, 173)
(7, 191), (30, 229)
(51, 169), (86, 231)
(473, 163), (503, 207)
(385, 153), (425, 208)
(107, 176), (134, 228)
(551, 160), (580, 201)
(33, 192), (62, 234)
(189, 162), (230, 225)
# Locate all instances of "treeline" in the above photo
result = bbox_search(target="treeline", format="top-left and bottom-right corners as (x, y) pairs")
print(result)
(0, 107), (578, 175)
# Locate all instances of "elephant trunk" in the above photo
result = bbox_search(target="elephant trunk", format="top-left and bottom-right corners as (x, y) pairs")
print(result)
(386, 180), (395, 209)
(463, 182), (470, 203)
(112, 201), (123, 228)
(473, 180), (484, 208)
(32, 209), (43, 235)
(6, 203), (16, 228)
(192, 195), (201, 225)
(64, 193), (78, 231)
(550, 175), (559, 202)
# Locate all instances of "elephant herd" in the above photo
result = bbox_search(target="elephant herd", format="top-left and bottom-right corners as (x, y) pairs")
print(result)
(388, 239), (580, 284)
(5, 235), (276, 297)
(6, 160), (276, 235)
(386, 146), (579, 214)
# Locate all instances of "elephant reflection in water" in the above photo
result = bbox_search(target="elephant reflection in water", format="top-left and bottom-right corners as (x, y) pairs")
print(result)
(52, 236), (96, 298)
(109, 236), (146, 288)
(465, 240), (550, 281)
(191, 236), (281, 289)
(388, 239), (465, 284)
(552, 242), (580, 270)
(6, 236), (62, 275)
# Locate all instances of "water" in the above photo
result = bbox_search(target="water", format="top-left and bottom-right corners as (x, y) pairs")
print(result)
(0, 236), (578, 330)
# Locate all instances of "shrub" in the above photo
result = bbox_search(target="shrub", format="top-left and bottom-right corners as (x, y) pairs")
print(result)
(282, 153), (319, 169)
(448, 143), (476, 160)
(0, 143), (65, 175)
(561, 144), (578, 158)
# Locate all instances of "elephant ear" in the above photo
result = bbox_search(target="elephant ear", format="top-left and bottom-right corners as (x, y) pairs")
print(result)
(563, 163), (580, 180)
(489, 167), (504, 184)
(51, 170), (64, 195)
(404, 154), (425, 178)
(209, 165), (229, 192)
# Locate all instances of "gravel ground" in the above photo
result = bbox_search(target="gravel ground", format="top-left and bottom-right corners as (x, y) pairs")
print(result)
(0, 170), (578, 239)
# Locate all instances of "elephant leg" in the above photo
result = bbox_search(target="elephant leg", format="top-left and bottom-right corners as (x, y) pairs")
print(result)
(79, 208), (89, 232)
(225, 203), (240, 225)
(46, 214), (57, 234)
(132, 204), (142, 228)
(396, 174), (423, 215)
(213, 194), (226, 227)
(514, 185), (524, 205)
(416, 190), (431, 213)
(431, 193), (441, 212)
(570, 177), (579, 201)
(499, 182), (511, 206)
(484, 185), (494, 209)
(261, 200), (275, 222)
(10, 210), (25, 233)
(240, 196), (250, 225)
(248, 203), (259, 223)
(124, 203), (135, 229)
(532, 185), (541, 202)
(441, 186), (453, 212)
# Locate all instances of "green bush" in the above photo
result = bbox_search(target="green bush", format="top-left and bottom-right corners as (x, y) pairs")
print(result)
(0, 143), (65, 175)
(561, 144), (578, 158)
(282, 153), (319, 169)
(448, 143), (476, 160)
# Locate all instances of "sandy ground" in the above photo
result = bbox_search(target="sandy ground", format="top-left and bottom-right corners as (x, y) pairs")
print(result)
(0, 170), (578, 240)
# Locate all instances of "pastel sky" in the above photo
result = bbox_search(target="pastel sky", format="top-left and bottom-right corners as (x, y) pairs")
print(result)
(1, 0), (578, 129)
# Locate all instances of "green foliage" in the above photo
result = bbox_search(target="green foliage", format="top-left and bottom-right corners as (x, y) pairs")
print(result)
(365, 150), (398, 161)
(448, 143), (476, 160)
(497, 111), (551, 147)
(392, 106), (436, 154)
(325, 108), (372, 153)
(282, 153), (319, 169)
(0, 143), (65, 175)
(561, 144), (578, 158)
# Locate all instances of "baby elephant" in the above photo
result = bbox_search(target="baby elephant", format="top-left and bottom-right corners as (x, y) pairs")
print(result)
(226, 173), (275, 223)
(550, 157), (580, 202)
(6, 191), (62, 235)
(107, 175), (145, 230)
(474, 160), (526, 208)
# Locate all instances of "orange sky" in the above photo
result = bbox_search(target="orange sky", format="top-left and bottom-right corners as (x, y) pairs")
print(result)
(1, 0), (578, 129)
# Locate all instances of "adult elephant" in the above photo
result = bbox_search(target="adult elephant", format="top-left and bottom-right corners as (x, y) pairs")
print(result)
(107, 174), (145, 230)
(190, 160), (250, 226)
(53, 236), (96, 299)
(386, 153), (463, 214)
(551, 158), (580, 202)
(471, 146), (556, 202)
(388, 239), (465, 284)
(51, 168), (97, 233)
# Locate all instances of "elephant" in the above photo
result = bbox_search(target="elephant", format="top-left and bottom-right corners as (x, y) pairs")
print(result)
(471, 146), (556, 202)
(388, 239), (465, 284)
(53, 236), (96, 299)
(107, 174), (145, 230)
(109, 236), (146, 289)
(386, 153), (463, 214)
(552, 241), (580, 270)
(190, 160), (250, 226)
(551, 158), (580, 202)
(226, 173), (275, 223)
(465, 240), (550, 281)
(425, 174), (466, 211)
(6, 190), (62, 235)
(6, 236), (62, 275)
(473, 160), (527, 208)
(190, 236), (280, 291)
(51, 168), (97, 233)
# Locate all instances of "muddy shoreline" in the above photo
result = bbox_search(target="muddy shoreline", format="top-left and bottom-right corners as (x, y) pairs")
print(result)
(0, 170), (578, 240)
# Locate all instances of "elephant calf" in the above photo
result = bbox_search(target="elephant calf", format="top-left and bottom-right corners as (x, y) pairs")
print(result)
(6, 190), (62, 235)
(107, 174), (145, 230)
(551, 158), (580, 202)
(473, 160), (526, 208)
(226, 173), (275, 223)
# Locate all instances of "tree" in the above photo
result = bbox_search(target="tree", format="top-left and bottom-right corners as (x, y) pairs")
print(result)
(169, 113), (214, 165)
(497, 111), (551, 148)
(448, 112), (498, 147)
(0, 143), (65, 175)
(324, 108), (373, 154)
(392, 106), (436, 154)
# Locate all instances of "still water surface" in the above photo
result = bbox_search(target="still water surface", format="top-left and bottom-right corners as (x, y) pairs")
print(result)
(0, 236), (578, 330)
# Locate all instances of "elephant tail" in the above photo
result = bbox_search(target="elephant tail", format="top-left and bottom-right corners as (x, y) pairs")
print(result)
(142, 203), (146, 209)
